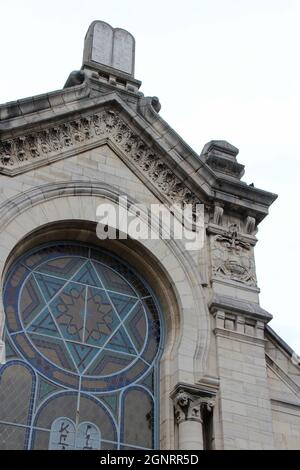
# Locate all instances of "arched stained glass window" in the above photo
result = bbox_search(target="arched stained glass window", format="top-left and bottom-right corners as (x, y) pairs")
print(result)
(0, 243), (163, 450)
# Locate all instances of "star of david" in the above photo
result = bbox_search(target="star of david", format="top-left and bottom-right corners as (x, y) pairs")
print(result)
(21, 258), (145, 375)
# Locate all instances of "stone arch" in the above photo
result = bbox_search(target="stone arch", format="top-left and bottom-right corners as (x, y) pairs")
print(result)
(0, 181), (210, 449)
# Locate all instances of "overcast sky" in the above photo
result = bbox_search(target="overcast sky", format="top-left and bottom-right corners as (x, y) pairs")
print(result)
(1, 0), (299, 354)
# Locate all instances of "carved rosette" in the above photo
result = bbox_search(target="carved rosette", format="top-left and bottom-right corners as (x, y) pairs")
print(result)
(210, 223), (257, 287)
(173, 389), (215, 424)
(0, 110), (201, 211)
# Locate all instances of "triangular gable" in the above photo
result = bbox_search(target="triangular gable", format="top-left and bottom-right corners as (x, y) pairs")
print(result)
(0, 93), (208, 212)
(0, 85), (277, 222)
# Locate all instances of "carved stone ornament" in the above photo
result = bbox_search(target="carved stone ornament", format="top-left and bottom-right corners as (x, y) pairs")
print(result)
(200, 397), (216, 413)
(215, 223), (250, 251)
(0, 110), (201, 210)
(214, 258), (256, 285)
(173, 389), (215, 424)
(212, 224), (257, 286)
(173, 390), (193, 423)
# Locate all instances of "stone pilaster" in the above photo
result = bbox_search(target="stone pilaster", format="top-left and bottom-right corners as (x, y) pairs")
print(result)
(212, 307), (274, 449)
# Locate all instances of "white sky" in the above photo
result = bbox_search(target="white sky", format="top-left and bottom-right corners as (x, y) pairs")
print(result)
(1, 0), (299, 354)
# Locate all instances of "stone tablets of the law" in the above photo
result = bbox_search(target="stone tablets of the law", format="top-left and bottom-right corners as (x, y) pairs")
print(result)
(83, 20), (135, 75)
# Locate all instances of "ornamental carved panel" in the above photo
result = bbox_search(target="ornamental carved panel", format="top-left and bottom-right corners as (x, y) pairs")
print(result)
(210, 223), (257, 287)
(0, 110), (201, 210)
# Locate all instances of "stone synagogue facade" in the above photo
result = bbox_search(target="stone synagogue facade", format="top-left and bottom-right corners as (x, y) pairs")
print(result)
(0, 21), (299, 450)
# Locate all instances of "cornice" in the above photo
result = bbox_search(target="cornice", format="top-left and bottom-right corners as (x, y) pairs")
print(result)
(138, 98), (277, 223)
(209, 293), (272, 321)
(0, 104), (208, 216)
(170, 382), (218, 401)
(0, 85), (277, 223)
(0, 82), (91, 127)
(266, 325), (300, 366)
(266, 354), (300, 398)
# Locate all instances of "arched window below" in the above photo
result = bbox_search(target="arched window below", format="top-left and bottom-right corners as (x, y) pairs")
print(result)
(0, 242), (163, 450)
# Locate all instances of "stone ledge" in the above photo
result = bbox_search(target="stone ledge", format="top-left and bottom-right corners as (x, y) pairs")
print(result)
(266, 354), (300, 397)
(271, 398), (300, 413)
(209, 293), (272, 321)
(0, 82), (91, 124)
(211, 277), (260, 294)
(207, 223), (257, 245)
(266, 324), (297, 358)
(214, 327), (267, 346)
(170, 381), (218, 401)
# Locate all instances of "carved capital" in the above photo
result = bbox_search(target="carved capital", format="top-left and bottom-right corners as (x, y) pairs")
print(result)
(173, 389), (195, 424)
(173, 389), (215, 424)
(200, 396), (216, 413)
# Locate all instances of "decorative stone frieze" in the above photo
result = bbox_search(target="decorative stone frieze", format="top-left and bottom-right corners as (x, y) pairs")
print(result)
(0, 109), (202, 210)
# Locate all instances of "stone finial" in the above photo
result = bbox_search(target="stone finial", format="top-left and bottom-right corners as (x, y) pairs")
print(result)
(201, 140), (245, 180)
(83, 21), (135, 76)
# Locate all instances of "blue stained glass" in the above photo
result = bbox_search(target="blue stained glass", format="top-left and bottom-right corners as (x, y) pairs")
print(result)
(72, 261), (103, 288)
(98, 394), (119, 418)
(85, 287), (120, 347)
(34, 273), (66, 302)
(27, 308), (61, 339)
(65, 342), (100, 373)
(1, 242), (162, 450)
(19, 274), (47, 327)
(49, 282), (86, 342)
(108, 292), (137, 318)
(105, 326), (136, 355)
(37, 377), (60, 403)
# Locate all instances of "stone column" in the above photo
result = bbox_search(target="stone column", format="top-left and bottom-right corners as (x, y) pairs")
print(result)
(173, 389), (215, 450)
